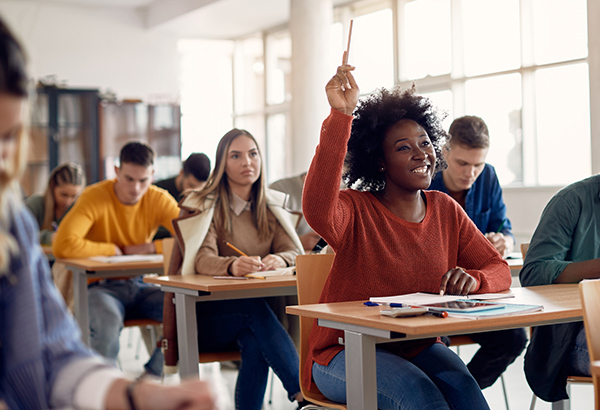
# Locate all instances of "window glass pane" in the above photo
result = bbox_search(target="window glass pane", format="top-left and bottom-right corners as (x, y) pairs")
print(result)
(266, 31), (292, 105)
(266, 114), (287, 184)
(233, 36), (264, 114)
(465, 73), (523, 185)
(234, 115), (266, 153)
(535, 63), (590, 186)
(402, 0), (451, 80)
(179, 39), (233, 165)
(351, 8), (394, 93)
(420, 89), (453, 133)
(462, 0), (520, 76)
(532, 0), (587, 65)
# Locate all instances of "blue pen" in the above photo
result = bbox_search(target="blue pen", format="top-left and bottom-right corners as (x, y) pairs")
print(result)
(389, 303), (404, 307)
(364, 301), (379, 306)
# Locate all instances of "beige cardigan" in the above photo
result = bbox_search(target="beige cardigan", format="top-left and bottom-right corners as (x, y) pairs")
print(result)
(173, 188), (304, 276)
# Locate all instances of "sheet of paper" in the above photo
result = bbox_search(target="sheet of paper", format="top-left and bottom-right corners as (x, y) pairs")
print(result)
(369, 290), (514, 305)
(89, 254), (163, 263)
(245, 266), (295, 278)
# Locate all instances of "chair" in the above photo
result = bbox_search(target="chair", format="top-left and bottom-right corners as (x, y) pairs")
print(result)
(580, 279), (600, 409)
(524, 242), (593, 410)
(295, 253), (346, 409)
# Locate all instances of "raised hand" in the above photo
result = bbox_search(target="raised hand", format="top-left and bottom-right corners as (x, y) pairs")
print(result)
(325, 51), (359, 115)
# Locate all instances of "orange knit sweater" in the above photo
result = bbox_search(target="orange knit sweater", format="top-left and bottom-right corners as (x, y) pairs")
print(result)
(301, 108), (511, 390)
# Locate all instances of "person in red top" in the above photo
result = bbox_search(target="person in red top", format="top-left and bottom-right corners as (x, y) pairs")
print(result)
(301, 56), (512, 409)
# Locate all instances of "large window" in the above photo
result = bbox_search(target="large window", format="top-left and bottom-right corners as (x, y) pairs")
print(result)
(182, 0), (591, 188)
(397, 0), (590, 186)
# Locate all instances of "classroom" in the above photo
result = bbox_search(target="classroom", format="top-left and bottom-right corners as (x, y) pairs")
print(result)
(1, 0), (599, 409)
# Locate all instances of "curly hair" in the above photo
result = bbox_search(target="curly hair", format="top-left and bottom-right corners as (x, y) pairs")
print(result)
(344, 85), (448, 192)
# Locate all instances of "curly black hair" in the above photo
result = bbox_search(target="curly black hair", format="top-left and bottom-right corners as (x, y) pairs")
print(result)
(344, 85), (448, 192)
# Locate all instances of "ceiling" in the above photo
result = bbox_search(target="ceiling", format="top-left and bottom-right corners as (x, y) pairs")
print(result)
(17, 0), (326, 39)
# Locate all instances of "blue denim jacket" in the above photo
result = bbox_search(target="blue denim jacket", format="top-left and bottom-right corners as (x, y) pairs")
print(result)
(428, 163), (514, 239)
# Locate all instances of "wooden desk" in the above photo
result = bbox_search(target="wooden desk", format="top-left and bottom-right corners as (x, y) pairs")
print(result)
(144, 275), (297, 378)
(287, 284), (582, 410)
(58, 257), (164, 344)
(507, 256), (523, 271)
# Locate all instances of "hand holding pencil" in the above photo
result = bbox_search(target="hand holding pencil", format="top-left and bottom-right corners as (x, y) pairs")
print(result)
(326, 20), (359, 116)
(225, 241), (264, 276)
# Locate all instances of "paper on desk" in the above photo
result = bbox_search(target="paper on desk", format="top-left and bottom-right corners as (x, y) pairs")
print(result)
(369, 291), (514, 305)
(245, 266), (295, 278)
(89, 254), (164, 263)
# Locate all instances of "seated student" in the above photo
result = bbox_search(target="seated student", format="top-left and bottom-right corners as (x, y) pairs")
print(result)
(427, 115), (527, 389)
(153, 152), (211, 240)
(301, 58), (511, 409)
(166, 128), (308, 410)
(53, 141), (180, 377)
(0, 15), (216, 410)
(520, 175), (600, 402)
(155, 152), (211, 200)
(270, 172), (322, 251)
(25, 162), (85, 244)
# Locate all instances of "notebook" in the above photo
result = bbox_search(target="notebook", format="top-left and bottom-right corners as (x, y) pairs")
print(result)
(89, 254), (164, 263)
(245, 266), (296, 278)
(369, 291), (514, 306)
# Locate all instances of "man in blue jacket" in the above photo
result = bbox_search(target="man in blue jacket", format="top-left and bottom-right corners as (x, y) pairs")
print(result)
(428, 115), (527, 389)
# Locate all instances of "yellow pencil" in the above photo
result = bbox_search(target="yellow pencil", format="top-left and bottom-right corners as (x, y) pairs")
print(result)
(225, 241), (248, 257)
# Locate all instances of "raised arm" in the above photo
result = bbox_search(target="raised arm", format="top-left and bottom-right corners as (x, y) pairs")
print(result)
(302, 60), (361, 249)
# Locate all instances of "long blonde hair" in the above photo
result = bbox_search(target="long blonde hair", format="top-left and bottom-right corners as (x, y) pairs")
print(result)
(41, 162), (86, 230)
(187, 128), (271, 238)
(0, 17), (30, 274)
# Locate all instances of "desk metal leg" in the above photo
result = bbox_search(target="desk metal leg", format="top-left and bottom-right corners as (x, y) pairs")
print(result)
(175, 292), (200, 378)
(344, 330), (378, 410)
(72, 268), (90, 345)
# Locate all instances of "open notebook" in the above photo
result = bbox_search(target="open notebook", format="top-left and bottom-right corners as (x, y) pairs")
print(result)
(245, 266), (296, 278)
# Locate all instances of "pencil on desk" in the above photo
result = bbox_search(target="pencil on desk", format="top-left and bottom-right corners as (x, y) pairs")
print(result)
(225, 241), (248, 257)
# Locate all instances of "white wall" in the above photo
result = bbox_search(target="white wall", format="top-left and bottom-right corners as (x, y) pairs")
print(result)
(0, 1), (180, 101)
(503, 185), (563, 248)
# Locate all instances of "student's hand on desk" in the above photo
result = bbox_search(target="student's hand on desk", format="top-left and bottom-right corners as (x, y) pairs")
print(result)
(439, 267), (477, 296)
(325, 53), (359, 115)
(485, 232), (511, 258)
(261, 254), (286, 271)
(123, 242), (156, 255)
(230, 256), (264, 276)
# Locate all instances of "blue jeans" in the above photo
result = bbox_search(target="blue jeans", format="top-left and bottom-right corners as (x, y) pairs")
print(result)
(312, 343), (490, 410)
(196, 298), (301, 410)
(566, 325), (590, 376)
(88, 277), (164, 376)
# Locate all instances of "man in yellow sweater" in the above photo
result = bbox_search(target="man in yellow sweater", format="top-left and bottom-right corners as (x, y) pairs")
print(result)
(53, 141), (180, 377)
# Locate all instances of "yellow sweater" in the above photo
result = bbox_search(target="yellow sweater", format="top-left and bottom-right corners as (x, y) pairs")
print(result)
(53, 179), (179, 258)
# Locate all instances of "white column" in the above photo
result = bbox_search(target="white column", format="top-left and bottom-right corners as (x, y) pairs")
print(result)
(289, 0), (333, 175)
(588, 0), (600, 175)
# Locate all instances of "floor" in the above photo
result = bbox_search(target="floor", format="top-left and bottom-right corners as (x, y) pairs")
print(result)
(116, 274), (593, 409)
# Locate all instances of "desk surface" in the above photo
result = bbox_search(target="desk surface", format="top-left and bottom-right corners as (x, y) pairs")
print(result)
(144, 274), (296, 292)
(286, 284), (581, 339)
(57, 257), (164, 272)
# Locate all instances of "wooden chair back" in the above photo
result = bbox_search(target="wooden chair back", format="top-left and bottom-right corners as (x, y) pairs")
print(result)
(580, 280), (600, 409)
(296, 253), (346, 409)
(520, 243), (530, 259)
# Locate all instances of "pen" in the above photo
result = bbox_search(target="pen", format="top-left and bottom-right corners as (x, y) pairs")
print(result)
(495, 219), (506, 233)
(427, 310), (449, 318)
(244, 275), (266, 280)
(225, 241), (249, 257)
(214, 276), (249, 280)
(364, 301), (379, 306)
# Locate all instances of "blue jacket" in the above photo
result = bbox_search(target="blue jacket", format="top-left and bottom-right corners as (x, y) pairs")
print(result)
(0, 196), (101, 409)
(428, 163), (514, 239)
